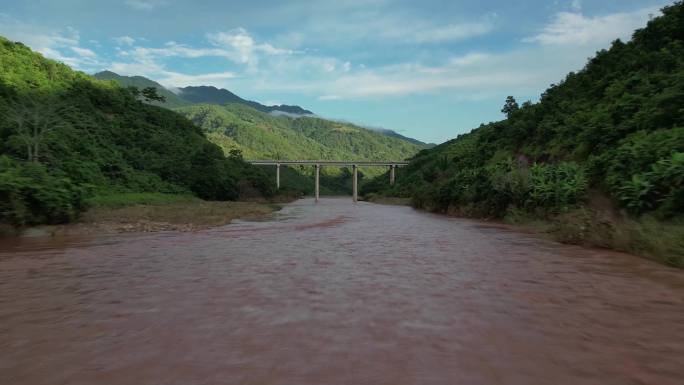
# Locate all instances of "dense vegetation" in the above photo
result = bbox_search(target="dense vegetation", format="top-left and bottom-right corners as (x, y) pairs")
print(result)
(0, 37), (274, 227)
(363, 2), (684, 266)
(175, 102), (424, 191)
(176, 103), (423, 162)
(97, 72), (426, 193)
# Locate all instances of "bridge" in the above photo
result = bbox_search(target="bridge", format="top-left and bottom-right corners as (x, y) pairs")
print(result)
(247, 160), (409, 202)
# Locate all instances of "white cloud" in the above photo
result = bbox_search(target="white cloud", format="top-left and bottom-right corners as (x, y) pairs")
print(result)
(285, 4), (657, 101)
(0, 4), (660, 108)
(206, 28), (292, 68)
(262, 100), (283, 106)
(274, 7), (496, 46)
(125, 0), (167, 11)
(157, 71), (236, 87)
(111, 28), (293, 76)
(449, 53), (492, 67)
(571, 0), (582, 12)
(109, 60), (165, 78)
(71, 46), (97, 57)
(105, 21), (606, 101)
(247, 34), (628, 102)
(411, 22), (493, 43)
(108, 56), (235, 88)
(525, 6), (659, 46)
(250, 51), (552, 100)
(114, 36), (135, 46)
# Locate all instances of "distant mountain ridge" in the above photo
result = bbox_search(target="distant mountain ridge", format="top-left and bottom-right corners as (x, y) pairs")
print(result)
(368, 128), (435, 148)
(177, 85), (314, 115)
(93, 71), (313, 115)
(93, 70), (190, 108)
(93, 70), (429, 149)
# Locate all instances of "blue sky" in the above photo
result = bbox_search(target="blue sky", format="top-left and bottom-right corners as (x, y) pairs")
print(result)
(0, 0), (672, 143)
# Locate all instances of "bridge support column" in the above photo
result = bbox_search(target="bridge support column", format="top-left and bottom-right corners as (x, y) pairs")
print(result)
(389, 164), (395, 185)
(276, 163), (280, 189)
(315, 164), (320, 203)
(352, 164), (358, 203)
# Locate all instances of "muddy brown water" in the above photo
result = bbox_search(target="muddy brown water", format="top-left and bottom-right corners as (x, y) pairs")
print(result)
(1, 198), (683, 385)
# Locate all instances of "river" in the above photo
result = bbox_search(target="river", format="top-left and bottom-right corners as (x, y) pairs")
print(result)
(1, 198), (683, 385)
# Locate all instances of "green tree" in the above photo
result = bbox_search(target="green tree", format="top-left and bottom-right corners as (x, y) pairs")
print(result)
(127, 86), (141, 98)
(501, 96), (519, 117)
(229, 148), (244, 160)
(6, 94), (72, 162)
(141, 87), (166, 103)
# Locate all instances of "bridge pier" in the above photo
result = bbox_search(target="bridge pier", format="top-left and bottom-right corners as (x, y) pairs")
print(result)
(352, 164), (358, 202)
(315, 164), (320, 203)
(247, 160), (408, 203)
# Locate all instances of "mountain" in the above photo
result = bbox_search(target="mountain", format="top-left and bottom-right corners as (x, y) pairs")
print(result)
(371, 128), (435, 147)
(94, 71), (314, 116)
(93, 70), (189, 108)
(362, 2), (684, 266)
(177, 85), (314, 115)
(93, 71), (427, 172)
(92, 71), (432, 154)
(174, 103), (425, 177)
(1, 37), (274, 226)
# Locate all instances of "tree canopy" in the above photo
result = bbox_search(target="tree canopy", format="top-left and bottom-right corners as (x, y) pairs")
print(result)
(364, 1), (684, 221)
(0, 36), (274, 226)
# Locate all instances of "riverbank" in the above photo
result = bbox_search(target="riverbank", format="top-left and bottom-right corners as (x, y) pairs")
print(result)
(4, 193), (289, 237)
(368, 195), (683, 268)
(361, 194), (411, 206)
(505, 208), (684, 268)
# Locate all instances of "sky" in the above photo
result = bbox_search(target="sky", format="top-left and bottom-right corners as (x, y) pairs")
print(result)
(0, 0), (673, 143)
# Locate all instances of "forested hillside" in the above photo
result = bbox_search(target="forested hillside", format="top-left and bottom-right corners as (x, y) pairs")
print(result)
(176, 103), (423, 162)
(96, 72), (427, 163)
(0, 37), (274, 227)
(363, 2), (684, 266)
(97, 72), (427, 184)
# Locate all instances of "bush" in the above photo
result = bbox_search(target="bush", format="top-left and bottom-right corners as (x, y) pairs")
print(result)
(487, 159), (587, 214)
(0, 155), (89, 226)
(615, 152), (684, 216)
(527, 162), (588, 210)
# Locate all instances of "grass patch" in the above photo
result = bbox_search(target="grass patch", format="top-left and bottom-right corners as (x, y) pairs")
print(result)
(613, 216), (684, 268)
(87, 192), (200, 208)
(504, 207), (684, 268)
(67, 200), (282, 234)
(362, 193), (411, 206)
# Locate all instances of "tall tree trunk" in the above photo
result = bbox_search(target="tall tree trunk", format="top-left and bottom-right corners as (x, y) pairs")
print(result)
(33, 142), (39, 163)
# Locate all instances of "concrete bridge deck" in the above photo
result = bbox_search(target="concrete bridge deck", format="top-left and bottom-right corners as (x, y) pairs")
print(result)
(247, 160), (409, 202)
